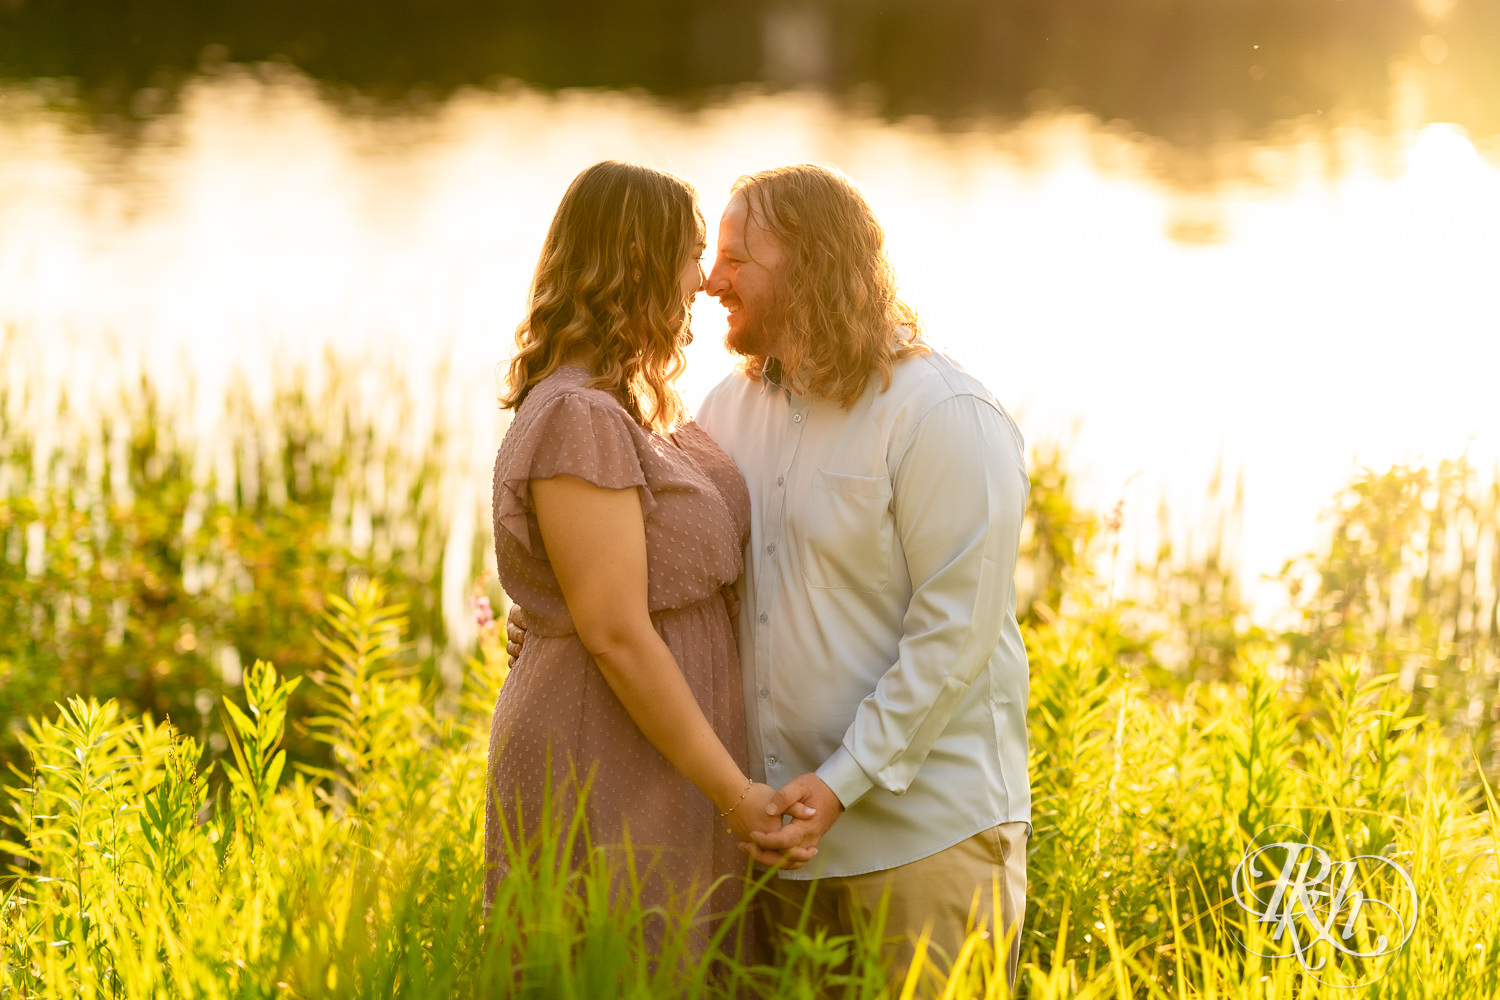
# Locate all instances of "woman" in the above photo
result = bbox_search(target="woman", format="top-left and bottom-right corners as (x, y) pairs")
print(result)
(485, 161), (793, 942)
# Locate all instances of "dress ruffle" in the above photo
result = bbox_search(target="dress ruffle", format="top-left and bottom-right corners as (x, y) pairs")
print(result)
(494, 387), (658, 558)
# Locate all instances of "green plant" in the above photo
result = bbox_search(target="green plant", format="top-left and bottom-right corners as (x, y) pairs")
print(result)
(222, 659), (301, 849)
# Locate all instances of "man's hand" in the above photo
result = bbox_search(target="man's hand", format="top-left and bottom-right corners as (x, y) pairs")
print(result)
(508, 597), (818, 867)
(505, 604), (527, 660)
(719, 582), (740, 621)
(748, 773), (844, 858)
(733, 783), (819, 869)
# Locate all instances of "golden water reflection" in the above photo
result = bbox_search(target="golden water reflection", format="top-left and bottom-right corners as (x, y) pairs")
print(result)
(2, 73), (1498, 616)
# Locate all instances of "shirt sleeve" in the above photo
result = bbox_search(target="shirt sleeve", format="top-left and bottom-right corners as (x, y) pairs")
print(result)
(815, 392), (1029, 806)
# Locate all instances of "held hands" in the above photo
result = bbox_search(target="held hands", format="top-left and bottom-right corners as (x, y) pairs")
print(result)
(745, 773), (845, 864)
(507, 602), (834, 868)
(728, 782), (820, 869)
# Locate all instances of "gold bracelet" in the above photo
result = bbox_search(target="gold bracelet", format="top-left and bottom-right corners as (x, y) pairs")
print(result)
(719, 779), (754, 819)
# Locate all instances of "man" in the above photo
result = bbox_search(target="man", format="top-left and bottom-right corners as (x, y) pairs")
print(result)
(695, 163), (1032, 985)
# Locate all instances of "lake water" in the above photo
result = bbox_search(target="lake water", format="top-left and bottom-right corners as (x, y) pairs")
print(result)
(3, 68), (1498, 616)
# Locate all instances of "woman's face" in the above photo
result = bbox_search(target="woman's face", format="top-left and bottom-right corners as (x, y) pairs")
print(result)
(676, 236), (707, 323)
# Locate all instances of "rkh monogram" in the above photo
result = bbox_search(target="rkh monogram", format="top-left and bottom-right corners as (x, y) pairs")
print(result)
(1229, 830), (1417, 987)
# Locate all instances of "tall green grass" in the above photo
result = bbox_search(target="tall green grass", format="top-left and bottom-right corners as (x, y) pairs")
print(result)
(0, 344), (481, 781)
(2, 574), (1495, 997)
(2, 348), (1497, 995)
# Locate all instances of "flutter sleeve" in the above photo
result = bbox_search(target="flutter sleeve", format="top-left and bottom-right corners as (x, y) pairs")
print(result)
(493, 389), (656, 559)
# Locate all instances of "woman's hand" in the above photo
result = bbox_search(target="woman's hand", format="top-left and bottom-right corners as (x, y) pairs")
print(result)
(747, 773), (844, 865)
(728, 782), (820, 870)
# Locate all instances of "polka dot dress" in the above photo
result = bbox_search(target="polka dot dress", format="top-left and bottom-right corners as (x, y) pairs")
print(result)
(486, 365), (754, 949)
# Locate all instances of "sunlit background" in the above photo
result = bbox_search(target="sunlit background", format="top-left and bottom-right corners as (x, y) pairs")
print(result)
(2, 0), (1497, 715)
(5, 7), (1500, 991)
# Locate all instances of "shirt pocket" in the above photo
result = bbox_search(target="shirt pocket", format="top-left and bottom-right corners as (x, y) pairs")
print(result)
(800, 469), (894, 594)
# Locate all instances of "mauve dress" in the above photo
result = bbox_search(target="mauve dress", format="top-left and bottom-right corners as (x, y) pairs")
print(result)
(485, 366), (755, 943)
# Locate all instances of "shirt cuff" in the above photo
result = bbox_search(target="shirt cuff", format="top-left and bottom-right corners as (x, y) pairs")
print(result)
(816, 745), (876, 809)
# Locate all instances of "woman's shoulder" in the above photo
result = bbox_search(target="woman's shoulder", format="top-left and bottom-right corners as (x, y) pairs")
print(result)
(493, 369), (655, 557)
(514, 367), (637, 428)
(500, 367), (649, 472)
(523, 365), (617, 406)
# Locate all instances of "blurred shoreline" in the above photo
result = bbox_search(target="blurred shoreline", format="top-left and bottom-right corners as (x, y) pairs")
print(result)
(5, 73), (1498, 624)
(4, 0), (1497, 159)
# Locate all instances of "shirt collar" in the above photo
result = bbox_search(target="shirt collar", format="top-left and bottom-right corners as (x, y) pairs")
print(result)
(762, 357), (786, 392)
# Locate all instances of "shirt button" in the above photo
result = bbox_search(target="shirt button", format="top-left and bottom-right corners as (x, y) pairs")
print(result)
(792, 413), (802, 423)
(776, 476), (784, 486)
(766, 543), (776, 554)
(759, 687), (769, 698)
(767, 756), (778, 767)
(759, 613), (768, 624)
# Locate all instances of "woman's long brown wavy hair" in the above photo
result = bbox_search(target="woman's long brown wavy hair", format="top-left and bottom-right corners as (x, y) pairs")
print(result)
(733, 164), (926, 407)
(500, 161), (703, 432)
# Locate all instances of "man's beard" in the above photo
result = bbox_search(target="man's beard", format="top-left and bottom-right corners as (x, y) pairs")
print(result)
(724, 285), (789, 359)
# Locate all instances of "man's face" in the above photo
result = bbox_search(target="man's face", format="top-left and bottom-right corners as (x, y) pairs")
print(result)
(706, 192), (787, 358)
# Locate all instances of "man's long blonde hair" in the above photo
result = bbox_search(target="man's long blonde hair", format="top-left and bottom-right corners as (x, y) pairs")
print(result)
(500, 161), (703, 431)
(733, 164), (926, 406)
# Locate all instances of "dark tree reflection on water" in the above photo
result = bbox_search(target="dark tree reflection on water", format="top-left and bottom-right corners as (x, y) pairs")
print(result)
(1, 0), (1498, 151)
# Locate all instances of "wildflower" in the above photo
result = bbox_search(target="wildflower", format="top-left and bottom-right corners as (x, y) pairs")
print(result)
(1102, 498), (1125, 533)
(472, 595), (495, 628)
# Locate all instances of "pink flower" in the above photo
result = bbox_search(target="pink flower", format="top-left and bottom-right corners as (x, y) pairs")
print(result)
(472, 595), (495, 628)
(1102, 499), (1125, 534)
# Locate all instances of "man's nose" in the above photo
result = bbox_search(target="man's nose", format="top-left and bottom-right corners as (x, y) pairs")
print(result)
(704, 257), (729, 297)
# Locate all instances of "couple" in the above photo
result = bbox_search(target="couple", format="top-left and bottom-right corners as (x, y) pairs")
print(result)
(485, 160), (1031, 983)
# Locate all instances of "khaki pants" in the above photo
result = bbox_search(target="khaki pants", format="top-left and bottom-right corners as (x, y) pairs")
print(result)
(761, 822), (1029, 990)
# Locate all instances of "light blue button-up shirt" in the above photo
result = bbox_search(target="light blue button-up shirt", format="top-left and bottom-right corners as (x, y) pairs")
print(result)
(696, 349), (1031, 879)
